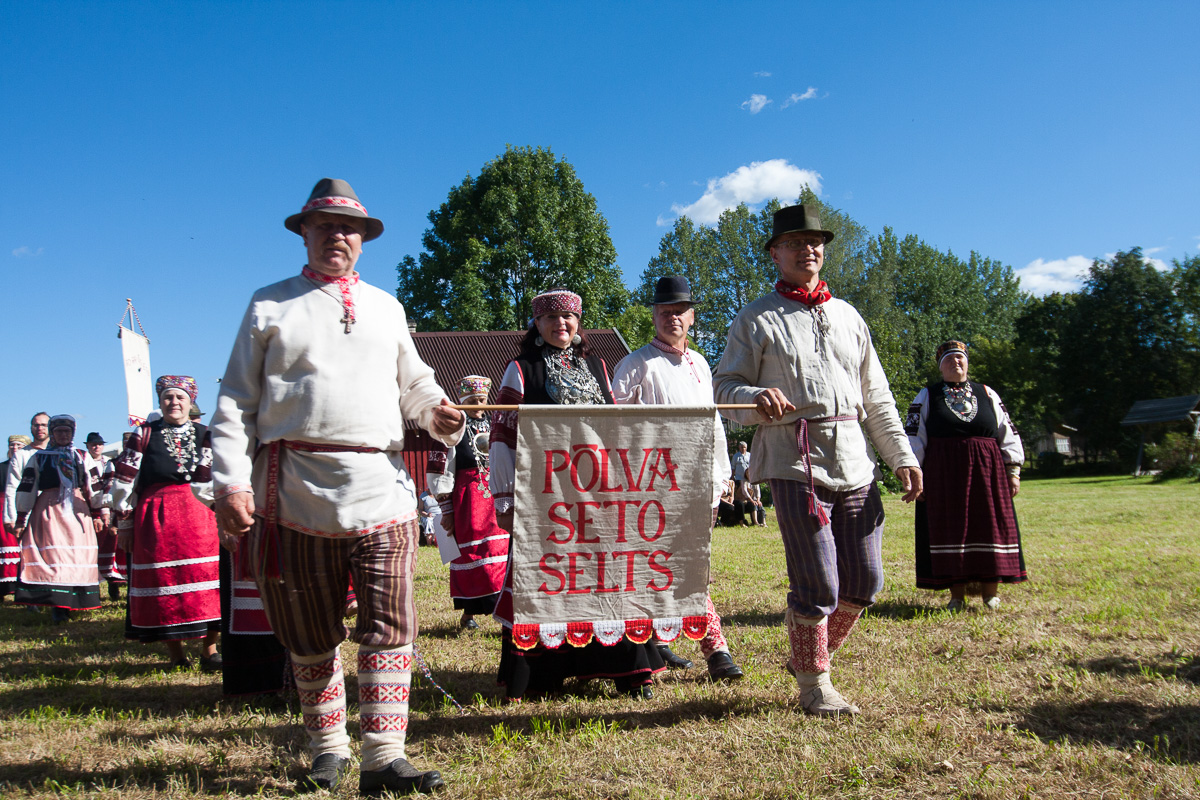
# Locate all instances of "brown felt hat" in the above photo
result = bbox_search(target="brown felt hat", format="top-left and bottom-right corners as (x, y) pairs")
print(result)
(763, 204), (834, 252)
(285, 178), (384, 242)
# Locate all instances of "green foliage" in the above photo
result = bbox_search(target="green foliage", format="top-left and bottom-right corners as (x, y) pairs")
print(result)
(1146, 431), (1200, 481)
(612, 304), (654, 351)
(1057, 249), (1200, 462)
(397, 145), (629, 331)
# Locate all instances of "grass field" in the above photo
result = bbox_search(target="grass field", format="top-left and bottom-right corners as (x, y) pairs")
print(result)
(1, 475), (1197, 799)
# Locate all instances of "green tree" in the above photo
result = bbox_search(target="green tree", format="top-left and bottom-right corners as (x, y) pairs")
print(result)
(397, 145), (628, 331)
(1058, 249), (1200, 461)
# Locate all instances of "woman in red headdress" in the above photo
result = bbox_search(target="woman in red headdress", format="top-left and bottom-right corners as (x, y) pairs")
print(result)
(112, 375), (221, 669)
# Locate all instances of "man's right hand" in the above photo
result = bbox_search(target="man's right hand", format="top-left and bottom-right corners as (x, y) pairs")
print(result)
(2, 522), (14, 537)
(753, 388), (796, 421)
(216, 492), (256, 535)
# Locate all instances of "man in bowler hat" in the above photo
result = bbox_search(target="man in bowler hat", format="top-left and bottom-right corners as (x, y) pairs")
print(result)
(210, 178), (463, 794)
(611, 276), (745, 682)
(714, 204), (922, 716)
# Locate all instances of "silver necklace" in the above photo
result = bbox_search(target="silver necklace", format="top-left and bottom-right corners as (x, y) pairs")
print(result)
(162, 421), (198, 481)
(544, 346), (605, 405)
(941, 382), (978, 423)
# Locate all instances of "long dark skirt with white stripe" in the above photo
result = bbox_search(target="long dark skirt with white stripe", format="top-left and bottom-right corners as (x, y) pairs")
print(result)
(124, 482), (220, 642)
(915, 436), (1026, 589)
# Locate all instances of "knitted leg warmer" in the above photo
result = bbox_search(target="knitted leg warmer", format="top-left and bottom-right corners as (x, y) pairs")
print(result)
(357, 644), (413, 772)
(827, 601), (864, 655)
(786, 608), (830, 674)
(291, 648), (352, 759)
(698, 595), (729, 659)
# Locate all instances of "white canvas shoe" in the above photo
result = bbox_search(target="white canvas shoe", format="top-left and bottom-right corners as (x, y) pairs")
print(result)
(794, 671), (860, 716)
(983, 596), (1001, 611)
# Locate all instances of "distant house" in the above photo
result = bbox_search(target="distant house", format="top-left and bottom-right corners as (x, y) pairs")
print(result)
(1030, 424), (1079, 460)
(402, 329), (632, 493)
(1119, 394), (1200, 475)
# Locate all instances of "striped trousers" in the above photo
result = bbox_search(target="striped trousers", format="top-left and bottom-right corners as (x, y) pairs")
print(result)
(769, 480), (885, 619)
(251, 520), (420, 656)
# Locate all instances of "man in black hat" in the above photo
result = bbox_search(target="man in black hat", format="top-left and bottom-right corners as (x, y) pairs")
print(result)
(82, 432), (121, 600)
(714, 204), (921, 716)
(210, 178), (463, 795)
(611, 275), (745, 682)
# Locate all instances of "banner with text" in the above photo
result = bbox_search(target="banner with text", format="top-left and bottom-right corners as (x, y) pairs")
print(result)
(120, 327), (152, 427)
(511, 404), (714, 649)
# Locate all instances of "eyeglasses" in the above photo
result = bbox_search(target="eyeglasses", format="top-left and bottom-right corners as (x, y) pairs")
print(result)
(775, 238), (824, 251)
(308, 221), (365, 237)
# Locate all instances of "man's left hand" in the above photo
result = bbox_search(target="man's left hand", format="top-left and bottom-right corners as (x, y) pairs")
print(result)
(431, 398), (466, 436)
(895, 466), (924, 503)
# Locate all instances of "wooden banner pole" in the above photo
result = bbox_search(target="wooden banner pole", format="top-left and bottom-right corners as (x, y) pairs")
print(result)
(450, 404), (759, 411)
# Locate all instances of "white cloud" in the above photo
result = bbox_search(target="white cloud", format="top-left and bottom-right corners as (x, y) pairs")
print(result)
(1018, 250), (1173, 296)
(781, 87), (818, 108)
(1016, 256), (1092, 296)
(754, 71), (772, 77)
(663, 159), (823, 226)
(12, 246), (43, 258)
(741, 94), (771, 114)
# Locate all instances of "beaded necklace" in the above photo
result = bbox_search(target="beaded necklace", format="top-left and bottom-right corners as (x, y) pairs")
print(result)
(941, 381), (979, 423)
(162, 421), (199, 481)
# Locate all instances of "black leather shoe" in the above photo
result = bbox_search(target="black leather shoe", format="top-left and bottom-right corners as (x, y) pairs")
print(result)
(460, 616), (479, 630)
(199, 653), (223, 674)
(300, 753), (350, 792)
(107, 581), (121, 601)
(707, 651), (744, 682)
(656, 643), (693, 670)
(359, 758), (444, 795)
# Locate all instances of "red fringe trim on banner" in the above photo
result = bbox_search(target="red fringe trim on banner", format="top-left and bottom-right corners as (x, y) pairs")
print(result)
(566, 621), (594, 647)
(682, 615), (709, 640)
(624, 619), (654, 643)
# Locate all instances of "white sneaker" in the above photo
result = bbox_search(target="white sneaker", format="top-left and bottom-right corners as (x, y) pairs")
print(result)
(983, 596), (1001, 611)
(794, 671), (859, 716)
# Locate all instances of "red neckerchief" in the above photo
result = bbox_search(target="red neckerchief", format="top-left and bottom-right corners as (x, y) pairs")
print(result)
(649, 337), (702, 384)
(775, 279), (832, 306)
(302, 265), (360, 332)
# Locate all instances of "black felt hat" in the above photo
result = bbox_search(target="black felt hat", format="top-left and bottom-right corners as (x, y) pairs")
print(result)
(85, 432), (105, 445)
(649, 275), (695, 305)
(285, 178), (384, 242)
(763, 204), (835, 252)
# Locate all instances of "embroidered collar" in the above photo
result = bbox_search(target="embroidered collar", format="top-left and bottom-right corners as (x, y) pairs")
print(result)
(775, 279), (832, 306)
(302, 265), (360, 333)
(650, 337), (702, 384)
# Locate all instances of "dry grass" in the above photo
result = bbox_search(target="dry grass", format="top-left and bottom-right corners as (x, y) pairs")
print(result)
(1, 475), (1198, 798)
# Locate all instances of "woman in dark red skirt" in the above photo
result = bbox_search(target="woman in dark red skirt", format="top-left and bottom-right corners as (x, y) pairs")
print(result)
(112, 375), (222, 669)
(905, 341), (1026, 611)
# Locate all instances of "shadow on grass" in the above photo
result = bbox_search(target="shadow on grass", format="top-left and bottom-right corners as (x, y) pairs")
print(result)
(1070, 652), (1200, 685)
(0, 760), (299, 797)
(862, 599), (934, 621)
(1014, 699), (1200, 764)
(722, 610), (785, 628)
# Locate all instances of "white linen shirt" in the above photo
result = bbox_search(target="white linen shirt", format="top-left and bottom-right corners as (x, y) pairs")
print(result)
(611, 341), (732, 508)
(713, 293), (917, 490)
(210, 272), (462, 537)
(3, 446), (40, 526)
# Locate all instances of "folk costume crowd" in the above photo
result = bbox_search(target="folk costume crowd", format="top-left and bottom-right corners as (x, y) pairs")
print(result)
(0, 183), (1034, 795)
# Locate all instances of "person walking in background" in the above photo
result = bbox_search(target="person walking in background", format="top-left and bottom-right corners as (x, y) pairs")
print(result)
(612, 275), (745, 682)
(490, 288), (667, 700)
(12, 415), (102, 621)
(111, 376), (222, 670)
(731, 441), (752, 525)
(82, 432), (123, 601)
(906, 340), (1026, 611)
(714, 204), (922, 717)
(4, 413), (50, 539)
(426, 375), (510, 631)
(1, 434), (32, 598)
(210, 178), (462, 795)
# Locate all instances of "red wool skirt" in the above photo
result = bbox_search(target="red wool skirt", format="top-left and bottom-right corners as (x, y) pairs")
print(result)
(126, 482), (220, 640)
(448, 468), (510, 614)
(915, 436), (1026, 589)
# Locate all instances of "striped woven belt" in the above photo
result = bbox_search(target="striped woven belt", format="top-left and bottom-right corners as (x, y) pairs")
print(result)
(794, 415), (857, 526)
(258, 439), (383, 578)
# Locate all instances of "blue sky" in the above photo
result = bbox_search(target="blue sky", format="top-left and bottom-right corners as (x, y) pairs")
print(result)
(3, 1), (1197, 444)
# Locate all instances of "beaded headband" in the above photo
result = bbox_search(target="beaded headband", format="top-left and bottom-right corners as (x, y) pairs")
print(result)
(936, 340), (968, 366)
(458, 375), (492, 401)
(156, 375), (198, 402)
(531, 290), (583, 318)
